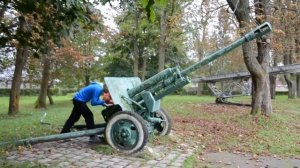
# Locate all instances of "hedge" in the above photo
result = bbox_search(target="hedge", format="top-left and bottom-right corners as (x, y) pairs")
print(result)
(0, 88), (77, 97)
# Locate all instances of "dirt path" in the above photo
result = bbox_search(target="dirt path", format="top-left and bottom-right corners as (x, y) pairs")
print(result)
(199, 152), (300, 168)
(2, 135), (300, 167)
(3, 136), (194, 168)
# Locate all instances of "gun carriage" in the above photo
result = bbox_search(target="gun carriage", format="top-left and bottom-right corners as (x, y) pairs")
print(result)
(103, 22), (272, 153)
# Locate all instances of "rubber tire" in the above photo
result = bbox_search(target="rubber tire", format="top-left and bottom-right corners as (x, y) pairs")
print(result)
(154, 109), (173, 136)
(216, 97), (226, 104)
(105, 111), (148, 154)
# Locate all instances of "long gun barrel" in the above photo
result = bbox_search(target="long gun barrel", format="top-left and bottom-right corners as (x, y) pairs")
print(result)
(127, 22), (272, 99)
(181, 22), (272, 76)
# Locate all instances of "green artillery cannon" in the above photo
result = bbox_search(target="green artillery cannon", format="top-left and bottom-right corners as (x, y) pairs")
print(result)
(1, 22), (272, 154)
(103, 22), (272, 154)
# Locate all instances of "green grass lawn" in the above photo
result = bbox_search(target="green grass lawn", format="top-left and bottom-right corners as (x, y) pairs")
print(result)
(0, 95), (299, 159)
(0, 95), (106, 143)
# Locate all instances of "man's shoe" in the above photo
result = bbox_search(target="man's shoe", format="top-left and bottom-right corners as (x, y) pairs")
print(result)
(89, 135), (102, 143)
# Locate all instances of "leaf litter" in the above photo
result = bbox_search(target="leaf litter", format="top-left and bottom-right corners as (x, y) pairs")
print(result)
(171, 103), (254, 152)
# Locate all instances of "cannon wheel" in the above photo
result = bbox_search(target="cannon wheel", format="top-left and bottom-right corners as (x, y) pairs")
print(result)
(215, 97), (226, 104)
(154, 109), (173, 135)
(105, 111), (148, 154)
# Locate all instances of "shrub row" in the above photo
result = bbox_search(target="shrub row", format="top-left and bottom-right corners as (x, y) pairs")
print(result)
(0, 88), (77, 96)
(0, 88), (39, 96)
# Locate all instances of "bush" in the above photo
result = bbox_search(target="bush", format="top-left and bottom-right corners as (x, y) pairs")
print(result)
(21, 89), (40, 96)
(50, 87), (60, 95)
(0, 88), (77, 96)
(276, 91), (288, 96)
(0, 88), (10, 96)
(0, 88), (40, 96)
(60, 88), (77, 95)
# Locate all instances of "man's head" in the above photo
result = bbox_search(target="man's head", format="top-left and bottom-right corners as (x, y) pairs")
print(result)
(103, 83), (109, 93)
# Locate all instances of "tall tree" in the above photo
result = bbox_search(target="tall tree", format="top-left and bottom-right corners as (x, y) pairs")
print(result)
(226, 0), (272, 115)
(158, 0), (169, 72)
(133, 7), (141, 77)
(35, 53), (51, 108)
(296, 26), (300, 97)
(8, 15), (30, 115)
(33, 1), (101, 109)
(269, 54), (278, 99)
(254, 0), (272, 115)
(158, 7), (166, 72)
(0, 0), (101, 113)
(281, 0), (299, 98)
(196, 1), (214, 94)
(51, 39), (94, 89)
(109, 2), (154, 79)
(103, 0), (188, 80)
(271, 0), (300, 98)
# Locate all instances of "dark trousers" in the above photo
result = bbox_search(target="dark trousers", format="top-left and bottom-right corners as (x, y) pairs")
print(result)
(61, 99), (95, 135)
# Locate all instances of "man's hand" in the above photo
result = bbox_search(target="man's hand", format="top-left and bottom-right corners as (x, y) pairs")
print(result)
(104, 103), (114, 107)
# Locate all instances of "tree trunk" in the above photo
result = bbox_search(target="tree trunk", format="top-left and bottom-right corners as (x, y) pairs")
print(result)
(260, 73), (272, 116)
(227, 0), (272, 116)
(252, 74), (272, 116)
(196, 1), (209, 96)
(84, 66), (90, 86)
(197, 82), (203, 96)
(196, 34), (204, 95)
(284, 73), (297, 98)
(297, 74), (300, 97)
(269, 75), (276, 99)
(281, 1), (298, 98)
(8, 46), (30, 115)
(195, 25), (207, 95)
(253, 0), (272, 116)
(141, 54), (147, 81)
(158, 8), (167, 72)
(47, 80), (54, 105)
(35, 55), (51, 109)
(47, 90), (54, 105)
(283, 47), (297, 98)
(133, 10), (140, 77)
(133, 42), (139, 77)
(295, 26), (300, 97)
(270, 53), (278, 99)
(8, 17), (30, 115)
(251, 75), (262, 114)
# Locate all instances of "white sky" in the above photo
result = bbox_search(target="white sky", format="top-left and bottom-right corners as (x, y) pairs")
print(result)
(96, 2), (119, 31)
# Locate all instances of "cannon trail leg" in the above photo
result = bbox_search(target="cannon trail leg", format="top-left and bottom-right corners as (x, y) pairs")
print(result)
(0, 128), (105, 146)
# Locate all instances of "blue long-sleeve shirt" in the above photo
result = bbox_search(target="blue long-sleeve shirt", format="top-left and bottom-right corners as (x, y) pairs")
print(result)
(73, 82), (105, 106)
